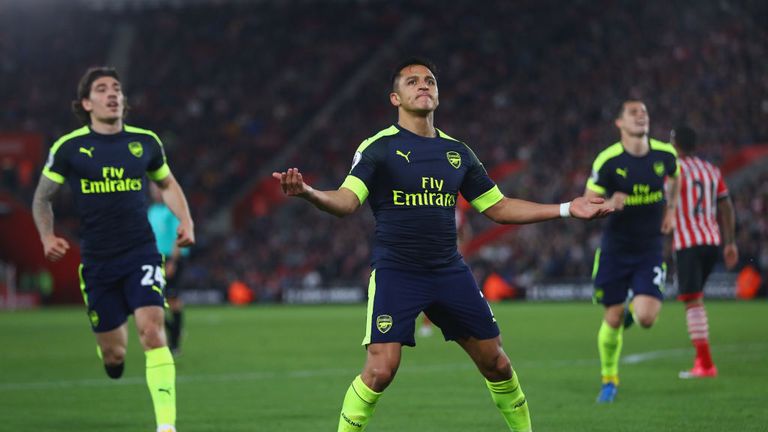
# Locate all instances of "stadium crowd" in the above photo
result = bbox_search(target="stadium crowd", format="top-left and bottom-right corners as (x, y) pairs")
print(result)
(1, 0), (766, 300)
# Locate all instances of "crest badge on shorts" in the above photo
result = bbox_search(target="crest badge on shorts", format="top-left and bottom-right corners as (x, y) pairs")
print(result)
(376, 314), (392, 333)
(89, 310), (100, 327)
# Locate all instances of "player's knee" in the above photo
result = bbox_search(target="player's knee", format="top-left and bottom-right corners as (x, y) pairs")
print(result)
(139, 326), (166, 349)
(480, 351), (512, 381)
(633, 309), (658, 328)
(371, 366), (396, 384)
(366, 365), (397, 390)
(637, 316), (656, 328)
(605, 316), (623, 328)
(604, 308), (624, 328)
(493, 354), (512, 379)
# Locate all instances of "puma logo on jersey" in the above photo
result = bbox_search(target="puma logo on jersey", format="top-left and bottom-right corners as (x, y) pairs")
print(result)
(79, 147), (95, 158)
(616, 167), (627, 178)
(396, 150), (411, 163)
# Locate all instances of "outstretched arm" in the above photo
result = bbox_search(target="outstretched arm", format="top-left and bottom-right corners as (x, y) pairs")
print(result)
(155, 172), (195, 247)
(32, 176), (70, 261)
(272, 168), (360, 217)
(483, 196), (612, 224)
(717, 196), (738, 269)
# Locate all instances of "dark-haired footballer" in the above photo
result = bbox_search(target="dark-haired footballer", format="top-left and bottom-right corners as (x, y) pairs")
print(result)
(273, 57), (612, 432)
(671, 125), (737, 379)
(585, 100), (680, 403)
(32, 67), (194, 432)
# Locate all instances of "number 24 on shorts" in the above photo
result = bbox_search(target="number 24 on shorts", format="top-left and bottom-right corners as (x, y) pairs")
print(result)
(141, 264), (166, 289)
(653, 265), (666, 290)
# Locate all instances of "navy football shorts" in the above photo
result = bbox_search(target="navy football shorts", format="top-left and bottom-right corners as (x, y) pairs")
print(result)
(78, 248), (166, 332)
(592, 248), (666, 306)
(362, 265), (500, 347)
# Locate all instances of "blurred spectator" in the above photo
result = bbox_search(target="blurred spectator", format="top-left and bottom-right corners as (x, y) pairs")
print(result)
(2, 0), (766, 298)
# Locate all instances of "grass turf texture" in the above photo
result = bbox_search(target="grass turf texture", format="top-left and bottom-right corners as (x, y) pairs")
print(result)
(0, 301), (765, 431)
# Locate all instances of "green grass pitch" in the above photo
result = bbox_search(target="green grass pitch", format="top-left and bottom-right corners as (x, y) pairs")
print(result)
(0, 301), (766, 431)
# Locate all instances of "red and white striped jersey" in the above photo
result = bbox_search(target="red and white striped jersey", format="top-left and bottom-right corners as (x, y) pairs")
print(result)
(673, 156), (729, 250)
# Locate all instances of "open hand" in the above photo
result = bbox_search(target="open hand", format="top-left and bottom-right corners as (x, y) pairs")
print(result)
(272, 168), (310, 197)
(569, 196), (614, 220)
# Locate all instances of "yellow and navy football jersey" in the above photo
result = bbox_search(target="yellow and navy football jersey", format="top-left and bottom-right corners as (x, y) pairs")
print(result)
(341, 125), (503, 270)
(42, 125), (170, 261)
(587, 139), (679, 253)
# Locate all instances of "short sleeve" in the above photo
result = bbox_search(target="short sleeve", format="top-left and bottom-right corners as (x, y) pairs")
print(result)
(146, 134), (170, 181)
(715, 167), (729, 198)
(586, 158), (612, 195)
(668, 154), (680, 178)
(340, 140), (384, 205)
(42, 142), (73, 184)
(460, 146), (502, 213)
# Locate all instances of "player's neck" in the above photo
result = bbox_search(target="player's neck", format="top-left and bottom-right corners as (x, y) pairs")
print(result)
(398, 113), (436, 138)
(90, 118), (124, 135)
(620, 134), (649, 156)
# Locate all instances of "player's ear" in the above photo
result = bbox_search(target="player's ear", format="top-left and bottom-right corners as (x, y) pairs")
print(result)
(81, 98), (93, 113)
(389, 91), (401, 107)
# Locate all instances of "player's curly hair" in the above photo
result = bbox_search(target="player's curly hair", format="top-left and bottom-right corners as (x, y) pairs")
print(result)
(391, 56), (438, 91)
(71, 66), (129, 124)
(673, 125), (697, 152)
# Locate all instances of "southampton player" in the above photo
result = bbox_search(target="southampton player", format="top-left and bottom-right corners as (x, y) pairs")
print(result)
(32, 67), (194, 432)
(671, 126), (738, 378)
(273, 58), (612, 432)
(585, 100), (680, 403)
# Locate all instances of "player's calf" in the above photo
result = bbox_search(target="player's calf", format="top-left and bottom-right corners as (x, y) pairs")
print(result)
(98, 345), (126, 379)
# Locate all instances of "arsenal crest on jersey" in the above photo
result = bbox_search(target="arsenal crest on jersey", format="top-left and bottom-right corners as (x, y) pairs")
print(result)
(128, 141), (144, 158)
(446, 151), (461, 169)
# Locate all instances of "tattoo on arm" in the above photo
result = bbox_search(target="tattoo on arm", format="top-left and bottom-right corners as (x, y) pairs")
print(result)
(32, 177), (62, 238)
(666, 177), (681, 209)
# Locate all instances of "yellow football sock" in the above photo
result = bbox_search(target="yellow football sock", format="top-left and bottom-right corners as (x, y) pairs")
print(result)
(598, 320), (623, 380)
(146, 347), (176, 427)
(486, 370), (532, 432)
(338, 375), (381, 431)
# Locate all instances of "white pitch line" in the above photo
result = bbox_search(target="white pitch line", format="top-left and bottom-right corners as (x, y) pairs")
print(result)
(622, 342), (767, 365)
(1, 342), (764, 392)
(621, 348), (690, 364)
